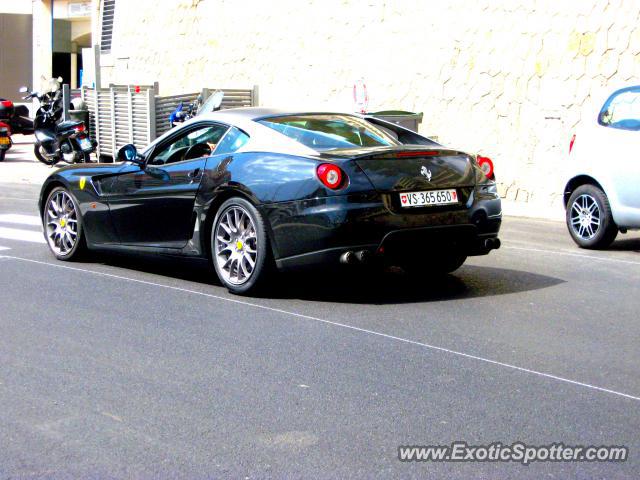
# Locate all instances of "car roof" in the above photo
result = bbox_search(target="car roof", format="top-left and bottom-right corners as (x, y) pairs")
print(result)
(148, 108), (325, 157)
(197, 107), (364, 122)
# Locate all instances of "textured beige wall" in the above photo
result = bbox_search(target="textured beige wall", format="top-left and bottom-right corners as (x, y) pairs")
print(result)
(101, 0), (640, 204)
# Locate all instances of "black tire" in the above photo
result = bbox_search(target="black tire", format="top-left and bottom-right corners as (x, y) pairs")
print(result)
(566, 184), (618, 249)
(34, 144), (56, 165)
(43, 187), (87, 261)
(0, 149), (5, 162)
(402, 253), (467, 276)
(210, 197), (274, 295)
(82, 151), (92, 163)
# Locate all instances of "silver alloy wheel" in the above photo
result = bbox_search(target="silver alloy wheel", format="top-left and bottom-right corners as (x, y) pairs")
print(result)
(214, 206), (258, 285)
(570, 193), (601, 240)
(45, 190), (79, 256)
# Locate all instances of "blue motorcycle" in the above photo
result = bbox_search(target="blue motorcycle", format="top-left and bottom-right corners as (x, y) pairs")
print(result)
(168, 91), (224, 128)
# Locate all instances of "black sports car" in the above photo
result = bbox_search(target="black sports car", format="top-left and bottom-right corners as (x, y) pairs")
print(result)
(38, 108), (502, 294)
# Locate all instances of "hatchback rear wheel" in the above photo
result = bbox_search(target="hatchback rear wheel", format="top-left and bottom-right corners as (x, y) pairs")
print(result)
(566, 184), (617, 249)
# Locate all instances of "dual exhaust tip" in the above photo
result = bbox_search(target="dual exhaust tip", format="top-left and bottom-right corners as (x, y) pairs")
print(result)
(339, 250), (371, 265)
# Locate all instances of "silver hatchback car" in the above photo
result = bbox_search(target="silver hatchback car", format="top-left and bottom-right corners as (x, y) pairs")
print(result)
(564, 85), (640, 249)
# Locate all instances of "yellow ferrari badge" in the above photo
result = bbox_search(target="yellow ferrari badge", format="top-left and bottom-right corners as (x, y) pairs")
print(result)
(79, 176), (86, 190)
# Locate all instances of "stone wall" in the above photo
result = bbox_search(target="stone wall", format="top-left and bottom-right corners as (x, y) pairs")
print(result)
(100, 0), (640, 205)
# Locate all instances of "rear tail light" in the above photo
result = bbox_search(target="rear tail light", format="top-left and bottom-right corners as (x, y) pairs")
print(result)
(316, 163), (345, 189)
(74, 124), (86, 133)
(1, 100), (12, 108)
(477, 155), (495, 180)
(569, 134), (576, 153)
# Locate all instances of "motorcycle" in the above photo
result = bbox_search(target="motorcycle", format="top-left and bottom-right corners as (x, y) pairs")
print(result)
(0, 121), (11, 162)
(20, 78), (97, 165)
(169, 93), (203, 128)
(168, 90), (224, 127)
(0, 97), (34, 135)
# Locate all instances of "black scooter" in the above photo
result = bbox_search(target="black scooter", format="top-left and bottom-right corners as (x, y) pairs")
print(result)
(20, 80), (96, 165)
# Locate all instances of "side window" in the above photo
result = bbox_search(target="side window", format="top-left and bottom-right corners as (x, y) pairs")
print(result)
(599, 87), (640, 131)
(214, 127), (249, 155)
(150, 124), (229, 165)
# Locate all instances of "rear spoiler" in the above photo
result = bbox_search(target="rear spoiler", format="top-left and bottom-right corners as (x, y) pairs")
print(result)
(326, 146), (467, 160)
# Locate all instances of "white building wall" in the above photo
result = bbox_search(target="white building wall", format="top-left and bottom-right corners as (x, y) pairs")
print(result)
(100, 0), (640, 205)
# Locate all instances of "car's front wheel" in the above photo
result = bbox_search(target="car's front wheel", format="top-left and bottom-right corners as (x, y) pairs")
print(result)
(566, 184), (618, 249)
(211, 197), (273, 295)
(43, 187), (87, 260)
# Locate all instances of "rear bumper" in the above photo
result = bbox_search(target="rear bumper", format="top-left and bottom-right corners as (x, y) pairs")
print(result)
(264, 189), (501, 270)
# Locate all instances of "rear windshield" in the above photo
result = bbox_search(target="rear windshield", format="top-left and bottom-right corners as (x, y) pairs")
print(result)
(258, 114), (400, 151)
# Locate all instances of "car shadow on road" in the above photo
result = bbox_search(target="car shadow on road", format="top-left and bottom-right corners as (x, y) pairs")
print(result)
(271, 265), (565, 304)
(95, 253), (565, 305)
(609, 236), (640, 252)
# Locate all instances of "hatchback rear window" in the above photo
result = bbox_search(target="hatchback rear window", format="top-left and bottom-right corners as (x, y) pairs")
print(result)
(599, 86), (640, 131)
(258, 114), (400, 151)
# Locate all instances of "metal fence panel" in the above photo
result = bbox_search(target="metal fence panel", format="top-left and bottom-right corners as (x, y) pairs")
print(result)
(83, 84), (258, 160)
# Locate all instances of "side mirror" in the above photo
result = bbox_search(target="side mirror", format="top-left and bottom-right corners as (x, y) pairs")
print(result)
(19, 86), (29, 93)
(117, 144), (144, 166)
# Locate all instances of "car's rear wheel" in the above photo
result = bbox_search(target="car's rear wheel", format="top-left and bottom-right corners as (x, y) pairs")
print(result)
(401, 252), (467, 276)
(43, 187), (87, 260)
(566, 184), (617, 249)
(211, 197), (273, 295)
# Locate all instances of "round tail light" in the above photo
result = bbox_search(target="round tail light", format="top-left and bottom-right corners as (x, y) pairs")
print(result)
(317, 163), (345, 189)
(477, 155), (494, 180)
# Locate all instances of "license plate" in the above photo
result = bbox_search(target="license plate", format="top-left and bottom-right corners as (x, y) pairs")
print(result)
(399, 189), (458, 207)
(0, 137), (9, 145)
(79, 138), (92, 151)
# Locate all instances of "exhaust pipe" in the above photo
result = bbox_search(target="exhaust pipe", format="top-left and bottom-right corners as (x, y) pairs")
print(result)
(484, 238), (501, 250)
(355, 250), (371, 264)
(339, 251), (356, 264)
(340, 250), (372, 265)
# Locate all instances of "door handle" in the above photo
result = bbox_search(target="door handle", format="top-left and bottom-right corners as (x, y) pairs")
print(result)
(188, 168), (201, 180)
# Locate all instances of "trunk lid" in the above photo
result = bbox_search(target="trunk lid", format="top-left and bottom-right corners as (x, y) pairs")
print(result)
(325, 146), (476, 192)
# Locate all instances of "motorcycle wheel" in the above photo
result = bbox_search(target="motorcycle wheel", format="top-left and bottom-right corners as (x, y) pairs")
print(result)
(82, 151), (93, 163)
(34, 144), (57, 166)
(0, 149), (5, 162)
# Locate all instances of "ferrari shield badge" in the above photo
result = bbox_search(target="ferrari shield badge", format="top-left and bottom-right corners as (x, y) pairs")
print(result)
(79, 176), (86, 190)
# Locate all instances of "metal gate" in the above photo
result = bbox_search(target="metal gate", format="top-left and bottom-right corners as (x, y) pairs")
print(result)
(81, 84), (259, 159)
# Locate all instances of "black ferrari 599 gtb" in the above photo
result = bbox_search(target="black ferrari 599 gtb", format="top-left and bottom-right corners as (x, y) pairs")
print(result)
(38, 108), (501, 294)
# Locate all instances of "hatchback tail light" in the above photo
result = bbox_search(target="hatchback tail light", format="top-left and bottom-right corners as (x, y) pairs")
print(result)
(477, 155), (495, 180)
(569, 134), (576, 153)
(316, 163), (345, 189)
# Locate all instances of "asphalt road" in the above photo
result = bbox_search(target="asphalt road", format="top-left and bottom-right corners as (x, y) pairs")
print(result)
(0, 182), (639, 479)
